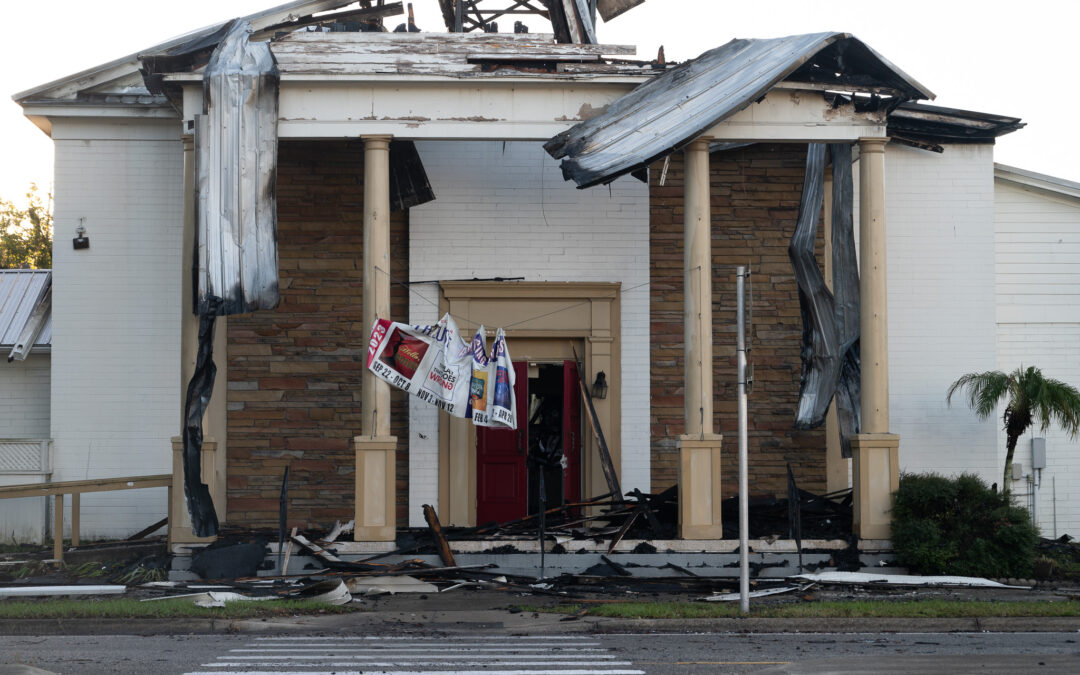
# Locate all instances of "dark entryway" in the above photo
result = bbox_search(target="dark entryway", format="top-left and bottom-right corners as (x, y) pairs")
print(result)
(476, 361), (582, 524)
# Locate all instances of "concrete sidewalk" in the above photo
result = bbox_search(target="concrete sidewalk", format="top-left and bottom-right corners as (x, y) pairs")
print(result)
(2, 611), (1079, 636)
(1, 588), (1077, 636)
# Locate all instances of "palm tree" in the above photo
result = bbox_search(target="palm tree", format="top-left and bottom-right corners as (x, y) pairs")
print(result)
(947, 366), (1080, 492)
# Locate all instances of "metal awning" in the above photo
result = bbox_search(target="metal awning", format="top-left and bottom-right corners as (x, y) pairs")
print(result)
(0, 269), (52, 359)
(545, 32), (935, 188)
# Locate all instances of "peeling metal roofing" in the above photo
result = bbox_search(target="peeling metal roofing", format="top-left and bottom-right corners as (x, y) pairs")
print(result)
(14, 1), (367, 103)
(0, 270), (51, 349)
(545, 32), (934, 188)
(888, 102), (1024, 151)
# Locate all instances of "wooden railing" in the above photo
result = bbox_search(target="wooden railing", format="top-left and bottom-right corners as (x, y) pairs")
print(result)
(0, 474), (172, 562)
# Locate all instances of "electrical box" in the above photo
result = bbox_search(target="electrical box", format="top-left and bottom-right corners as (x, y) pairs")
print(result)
(1011, 463), (1023, 480)
(1032, 437), (1047, 470)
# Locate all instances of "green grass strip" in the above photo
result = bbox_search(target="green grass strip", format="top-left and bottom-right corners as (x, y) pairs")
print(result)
(539, 599), (1080, 619)
(0, 597), (357, 620)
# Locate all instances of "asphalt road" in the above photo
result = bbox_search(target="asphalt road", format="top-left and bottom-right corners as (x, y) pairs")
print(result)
(3, 631), (1079, 674)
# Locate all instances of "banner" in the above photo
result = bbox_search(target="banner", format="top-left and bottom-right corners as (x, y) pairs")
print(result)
(366, 314), (516, 429)
(488, 328), (516, 428)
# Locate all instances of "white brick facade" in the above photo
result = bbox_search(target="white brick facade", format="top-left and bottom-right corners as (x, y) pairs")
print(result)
(50, 118), (183, 539)
(0, 353), (50, 438)
(0, 353), (51, 544)
(406, 141), (650, 526)
(995, 179), (1080, 537)
(883, 143), (1001, 484)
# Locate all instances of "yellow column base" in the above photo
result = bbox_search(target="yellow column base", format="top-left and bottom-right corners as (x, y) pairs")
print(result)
(851, 433), (900, 540)
(169, 436), (219, 546)
(354, 436), (398, 542)
(678, 434), (724, 540)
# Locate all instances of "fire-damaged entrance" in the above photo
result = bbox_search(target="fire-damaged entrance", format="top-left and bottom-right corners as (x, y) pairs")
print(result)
(436, 281), (620, 527)
(477, 361), (583, 523)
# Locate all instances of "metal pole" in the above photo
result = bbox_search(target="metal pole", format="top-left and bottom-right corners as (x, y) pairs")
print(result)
(454, 0), (465, 32)
(1053, 476), (1058, 539)
(736, 266), (750, 614)
(1032, 468), (1040, 529)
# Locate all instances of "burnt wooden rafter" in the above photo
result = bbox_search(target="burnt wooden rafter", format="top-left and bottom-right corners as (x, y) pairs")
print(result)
(476, 0), (549, 32)
(259, 2), (404, 37)
(439, 1), (553, 33)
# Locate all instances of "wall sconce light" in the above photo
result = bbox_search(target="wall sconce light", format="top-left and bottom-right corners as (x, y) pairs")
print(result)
(73, 219), (90, 250)
(592, 371), (608, 400)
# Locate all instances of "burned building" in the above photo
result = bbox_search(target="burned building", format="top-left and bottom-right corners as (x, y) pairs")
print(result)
(12, 0), (1043, 548)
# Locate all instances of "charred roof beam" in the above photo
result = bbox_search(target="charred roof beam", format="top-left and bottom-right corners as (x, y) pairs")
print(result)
(440, 1), (552, 32)
(887, 102), (1024, 147)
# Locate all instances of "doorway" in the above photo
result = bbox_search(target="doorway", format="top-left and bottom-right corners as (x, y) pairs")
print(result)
(476, 360), (583, 524)
(479, 358), (587, 520)
(435, 281), (620, 527)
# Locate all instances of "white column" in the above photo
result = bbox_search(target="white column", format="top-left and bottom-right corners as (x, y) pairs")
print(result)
(361, 136), (393, 438)
(858, 137), (891, 433)
(173, 135), (226, 544)
(852, 136), (899, 540)
(356, 135), (397, 542)
(683, 137), (714, 437)
(181, 138), (197, 417)
(678, 137), (723, 540)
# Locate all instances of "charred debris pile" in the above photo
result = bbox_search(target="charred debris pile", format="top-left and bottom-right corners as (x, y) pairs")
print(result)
(412, 483), (853, 548)
(0, 484), (855, 602)
(158, 484), (853, 600)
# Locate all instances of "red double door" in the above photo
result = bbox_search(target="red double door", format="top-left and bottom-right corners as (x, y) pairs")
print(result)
(476, 360), (582, 524)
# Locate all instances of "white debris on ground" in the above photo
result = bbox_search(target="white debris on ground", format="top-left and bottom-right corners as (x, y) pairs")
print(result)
(791, 571), (1032, 588)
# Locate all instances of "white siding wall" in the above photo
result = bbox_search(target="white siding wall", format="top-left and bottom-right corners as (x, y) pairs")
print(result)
(406, 141), (650, 526)
(995, 181), (1080, 537)
(0, 353), (51, 543)
(50, 118), (183, 539)
(883, 144), (1001, 483)
(0, 353), (50, 438)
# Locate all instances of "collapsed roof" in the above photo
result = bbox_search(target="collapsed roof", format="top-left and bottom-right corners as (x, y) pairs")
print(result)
(15, 1), (652, 107)
(15, 1), (382, 105)
(545, 32), (936, 188)
(14, 3), (1022, 178)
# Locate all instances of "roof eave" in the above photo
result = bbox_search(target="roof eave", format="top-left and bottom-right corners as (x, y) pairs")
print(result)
(995, 163), (1080, 203)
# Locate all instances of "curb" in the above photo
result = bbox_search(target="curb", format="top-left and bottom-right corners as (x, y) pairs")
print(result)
(589, 616), (1080, 634)
(0, 618), (241, 636)
(1, 613), (1078, 636)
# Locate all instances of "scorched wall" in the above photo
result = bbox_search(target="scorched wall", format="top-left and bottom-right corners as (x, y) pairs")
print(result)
(226, 141), (410, 529)
(650, 143), (827, 497)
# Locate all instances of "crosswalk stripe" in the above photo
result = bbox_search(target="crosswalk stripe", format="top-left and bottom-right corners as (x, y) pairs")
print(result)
(230, 648), (609, 653)
(235, 644), (603, 649)
(253, 636), (593, 640)
(213, 652), (617, 656)
(187, 671), (646, 675)
(188, 635), (640, 675)
(204, 662), (635, 668)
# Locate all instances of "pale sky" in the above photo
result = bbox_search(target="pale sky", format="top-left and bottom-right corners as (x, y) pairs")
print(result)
(2, 0), (1077, 205)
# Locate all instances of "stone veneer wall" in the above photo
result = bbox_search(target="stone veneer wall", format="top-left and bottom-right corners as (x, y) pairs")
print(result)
(226, 141), (410, 529)
(650, 143), (827, 497)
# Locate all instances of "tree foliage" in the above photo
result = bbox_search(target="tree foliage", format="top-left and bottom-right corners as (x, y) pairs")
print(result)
(947, 366), (1080, 491)
(0, 185), (53, 269)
